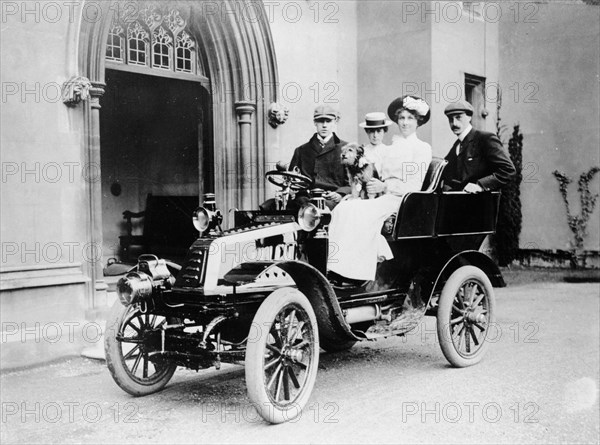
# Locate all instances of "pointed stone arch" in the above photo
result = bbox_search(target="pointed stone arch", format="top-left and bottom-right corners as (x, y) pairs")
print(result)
(76, 0), (279, 307)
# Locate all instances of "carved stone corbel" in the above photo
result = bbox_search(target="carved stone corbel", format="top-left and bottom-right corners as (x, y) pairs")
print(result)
(267, 102), (289, 128)
(61, 76), (93, 107)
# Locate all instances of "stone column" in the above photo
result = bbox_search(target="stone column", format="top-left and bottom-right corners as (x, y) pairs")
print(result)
(85, 82), (108, 318)
(235, 101), (256, 209)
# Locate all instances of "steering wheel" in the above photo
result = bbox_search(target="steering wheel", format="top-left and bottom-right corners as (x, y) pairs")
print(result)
(265, 169), (312, 192)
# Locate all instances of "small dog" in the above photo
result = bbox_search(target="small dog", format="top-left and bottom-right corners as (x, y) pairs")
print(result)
(340, 143), (381, 199)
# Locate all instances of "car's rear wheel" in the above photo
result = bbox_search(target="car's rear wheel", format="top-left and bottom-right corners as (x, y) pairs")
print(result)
(245, 287), (319, 424)
(436, 266), (496, 367)
(105, 302), (179, 396)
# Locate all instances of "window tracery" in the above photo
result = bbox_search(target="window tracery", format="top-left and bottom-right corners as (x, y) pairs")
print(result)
(105, 2), (203, 77)
(105, 24), (124, 62)
(152, 26), (172, 70)
(127, 21), (149, 66)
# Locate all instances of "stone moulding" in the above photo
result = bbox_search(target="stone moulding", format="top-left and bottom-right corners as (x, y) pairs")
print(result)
(0, 263), (89, 291)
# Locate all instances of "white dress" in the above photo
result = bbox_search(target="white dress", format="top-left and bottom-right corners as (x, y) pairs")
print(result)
(328, 133), (432, 280)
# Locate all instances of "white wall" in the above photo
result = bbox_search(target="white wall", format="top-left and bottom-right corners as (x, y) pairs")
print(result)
(431, 4), (499, 156)
(0, 2), (89, 269)
(355, 1), (499, 156)
(499, 2), (600, 251)
(357, 0), (432, 147)
(266, 0), (358, 174)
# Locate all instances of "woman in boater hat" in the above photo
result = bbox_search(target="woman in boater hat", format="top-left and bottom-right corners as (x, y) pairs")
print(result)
(359, 111), (394, 172)
(328, 96), (432, 282)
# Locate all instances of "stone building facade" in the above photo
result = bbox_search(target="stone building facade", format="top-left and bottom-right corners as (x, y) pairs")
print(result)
(1, 1), (598, 368)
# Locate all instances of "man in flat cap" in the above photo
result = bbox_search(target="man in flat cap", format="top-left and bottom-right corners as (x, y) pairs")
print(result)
(289, 104), (350, 206)
(442, 100), (515, 192)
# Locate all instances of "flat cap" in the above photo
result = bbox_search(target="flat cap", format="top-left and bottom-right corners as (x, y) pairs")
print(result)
(444, 100), (474, 116)
(314, 104), (339, 120)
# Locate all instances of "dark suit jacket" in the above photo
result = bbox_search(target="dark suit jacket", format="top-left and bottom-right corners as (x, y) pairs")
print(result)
(443, 129), (516, 191)
(290, 133), (351, 195)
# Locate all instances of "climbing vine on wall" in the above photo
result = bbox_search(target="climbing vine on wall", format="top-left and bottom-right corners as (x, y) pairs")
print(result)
(552, 167), (600, 259)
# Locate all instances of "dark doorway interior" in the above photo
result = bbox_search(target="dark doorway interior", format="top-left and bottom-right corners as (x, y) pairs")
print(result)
(100, 69), (212, 262)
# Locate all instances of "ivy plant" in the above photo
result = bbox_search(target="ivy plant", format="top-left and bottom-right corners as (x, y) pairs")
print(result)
(552, 167), (600, 267)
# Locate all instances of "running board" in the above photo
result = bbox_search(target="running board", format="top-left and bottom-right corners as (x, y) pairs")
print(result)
(353, 304), (428, 339)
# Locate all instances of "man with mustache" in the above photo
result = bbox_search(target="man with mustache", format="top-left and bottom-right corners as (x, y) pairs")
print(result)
(442, 100), (515, 192)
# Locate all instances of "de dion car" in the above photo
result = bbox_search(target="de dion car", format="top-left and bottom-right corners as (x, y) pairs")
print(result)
(105, 158), (504, 424)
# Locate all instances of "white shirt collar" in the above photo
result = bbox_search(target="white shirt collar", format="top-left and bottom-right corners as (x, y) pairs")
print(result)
(317, 133), (333, 145)
(457, 125), (473, 142)
(456, 125), (473, 155)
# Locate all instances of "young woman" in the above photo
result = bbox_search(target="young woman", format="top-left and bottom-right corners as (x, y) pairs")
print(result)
(327, 96), (432, 281)
(359, 111), (394, 173)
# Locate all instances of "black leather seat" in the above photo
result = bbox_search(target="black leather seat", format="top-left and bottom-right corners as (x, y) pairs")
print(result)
(420, 157), (448, 192)
(381, 158), (448, 237)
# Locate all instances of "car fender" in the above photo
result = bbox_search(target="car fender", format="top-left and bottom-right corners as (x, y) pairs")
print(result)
(277, 261), (361, 344)
(432, 250), (506, 297)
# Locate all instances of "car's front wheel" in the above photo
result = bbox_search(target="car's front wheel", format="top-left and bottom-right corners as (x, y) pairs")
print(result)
(436, 266), (496, 367)
(245, 287), (319, 424)
(105, 302), (179, 396)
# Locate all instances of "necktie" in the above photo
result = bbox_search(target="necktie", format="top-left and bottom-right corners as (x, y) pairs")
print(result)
(455, 139), (462, 156)
(451, 139), (460, 156)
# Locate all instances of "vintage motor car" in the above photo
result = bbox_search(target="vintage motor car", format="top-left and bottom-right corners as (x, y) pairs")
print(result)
(104, 158), (505, 424)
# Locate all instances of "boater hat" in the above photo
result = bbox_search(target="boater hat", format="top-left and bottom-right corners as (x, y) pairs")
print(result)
(359, 112), (394, 129)
(444, 100), (474, 116)
(387, 95), (431, 126)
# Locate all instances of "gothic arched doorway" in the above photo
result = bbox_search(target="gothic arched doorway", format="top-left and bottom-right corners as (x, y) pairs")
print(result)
(77, 0), (279, 309)
(98, 4), (213, 263)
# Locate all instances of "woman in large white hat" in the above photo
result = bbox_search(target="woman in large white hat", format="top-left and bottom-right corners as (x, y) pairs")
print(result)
(328, 96), (432, 282)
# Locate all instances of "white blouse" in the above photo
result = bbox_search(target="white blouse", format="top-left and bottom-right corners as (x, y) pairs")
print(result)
(363, 142), (387, 175)
(379, 133), (432, 196)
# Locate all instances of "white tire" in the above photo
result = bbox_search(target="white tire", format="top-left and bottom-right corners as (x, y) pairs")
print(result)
(245, 288), (319, 424)
(437, 266), (496, 367)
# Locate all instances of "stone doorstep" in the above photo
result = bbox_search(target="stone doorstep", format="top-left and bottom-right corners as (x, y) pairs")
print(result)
(80, 338), (106, 361)
(81, 291), (118, 361)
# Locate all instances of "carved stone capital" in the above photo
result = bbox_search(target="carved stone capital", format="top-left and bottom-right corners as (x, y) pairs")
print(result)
(235, 101), (256, 124)
(89, 82), (106, 109)
(90, 81), (106, 97)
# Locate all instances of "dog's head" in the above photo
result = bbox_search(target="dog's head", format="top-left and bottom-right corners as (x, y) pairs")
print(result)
(340, 143), (364, 167)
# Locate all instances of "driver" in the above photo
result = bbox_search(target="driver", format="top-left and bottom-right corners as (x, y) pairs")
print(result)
(288, 104), (351, 208)
(261, 104), (350, 211)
